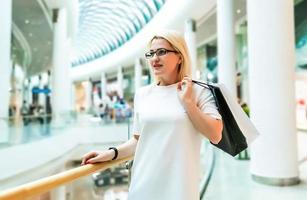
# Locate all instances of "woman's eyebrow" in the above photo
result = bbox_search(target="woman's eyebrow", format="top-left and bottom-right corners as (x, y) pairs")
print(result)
(149, 48), (164, 51)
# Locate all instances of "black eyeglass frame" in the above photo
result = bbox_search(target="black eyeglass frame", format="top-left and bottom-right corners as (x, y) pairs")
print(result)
(144, 48), (178, 59)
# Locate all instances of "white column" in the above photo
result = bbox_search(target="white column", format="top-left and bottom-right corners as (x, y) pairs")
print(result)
(117, 66), (123, 98)
(10, 65), (17, 114)
(100, 72), (107, 99)
(46, 70), (52, 112)
(28, 78), (33, 105)
(85, 80), (92, 112)
(134, 58), (142, 91)
(248, 0), (299, 185)
(217, 0), (236, 97)
(184, 19), (197, 79)
(51, 8), (71, 125)
(199, 46), (208, 80)
(236, 25), (250, 104)
(0, 0), (12, 143)
(70, 82), (75, 111)
(38, 75), (45, 108)
(22, 79), (29, 104)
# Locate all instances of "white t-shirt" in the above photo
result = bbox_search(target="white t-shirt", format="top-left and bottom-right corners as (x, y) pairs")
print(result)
(128, 82), (221, 200)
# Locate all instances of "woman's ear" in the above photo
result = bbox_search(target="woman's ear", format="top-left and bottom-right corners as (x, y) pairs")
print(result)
(178, 56), (182, 64)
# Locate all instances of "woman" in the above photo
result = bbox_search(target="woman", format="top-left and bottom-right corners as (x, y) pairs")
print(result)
(81, 30), (223, 200)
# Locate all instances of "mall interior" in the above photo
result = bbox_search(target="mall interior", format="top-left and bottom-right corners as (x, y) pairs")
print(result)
(0, 0), (307, 199)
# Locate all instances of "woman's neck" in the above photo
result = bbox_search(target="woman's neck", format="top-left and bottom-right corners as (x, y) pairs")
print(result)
(158, 77), (179, 86)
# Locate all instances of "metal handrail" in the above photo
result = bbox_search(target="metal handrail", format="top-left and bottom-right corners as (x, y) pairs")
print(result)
(199, 144), (216, 200)
(0, 156), (133, 200)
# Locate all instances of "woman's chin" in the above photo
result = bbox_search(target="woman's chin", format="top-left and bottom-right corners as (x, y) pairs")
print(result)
(153, 71), (163, 76)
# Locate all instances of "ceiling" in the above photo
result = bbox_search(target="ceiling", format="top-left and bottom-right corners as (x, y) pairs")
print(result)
(71, 0), (166, 66)
(12, 0), (53, 77)
(11, 0), (166, 78)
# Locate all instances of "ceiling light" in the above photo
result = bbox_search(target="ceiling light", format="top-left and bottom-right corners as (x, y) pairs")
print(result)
(29, 33), (33, 37)
(25, 20), (30, 24)
(236, 9), (241, 14)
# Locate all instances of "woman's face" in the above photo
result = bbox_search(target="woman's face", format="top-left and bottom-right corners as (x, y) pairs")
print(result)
(148, 38), (181, 84)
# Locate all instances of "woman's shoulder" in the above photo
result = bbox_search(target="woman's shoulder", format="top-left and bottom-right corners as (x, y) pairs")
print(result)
(192, 81), (212, 97)
(135, 84), (155, 97)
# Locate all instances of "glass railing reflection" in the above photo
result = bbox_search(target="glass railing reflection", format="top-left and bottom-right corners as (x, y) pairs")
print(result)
(0, 111), (132, 150)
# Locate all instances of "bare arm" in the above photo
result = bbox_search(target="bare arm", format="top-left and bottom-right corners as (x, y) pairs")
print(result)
(177, 77), (223, 144)
(81, 135), (139, 165)
(185, 103), (223, 144)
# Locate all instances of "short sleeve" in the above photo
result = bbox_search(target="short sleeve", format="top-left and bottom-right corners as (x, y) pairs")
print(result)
(197, 87), (222, 120)
(132, 90), (141, 135)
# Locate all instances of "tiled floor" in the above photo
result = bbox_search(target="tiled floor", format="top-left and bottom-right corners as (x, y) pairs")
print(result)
(204, 131), (307, 200)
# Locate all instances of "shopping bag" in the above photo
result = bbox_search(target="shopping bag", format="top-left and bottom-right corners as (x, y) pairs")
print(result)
(192, 80), (260, 156)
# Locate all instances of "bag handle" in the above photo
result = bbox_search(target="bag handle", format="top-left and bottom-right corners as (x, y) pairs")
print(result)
(191, 79), (211, 90)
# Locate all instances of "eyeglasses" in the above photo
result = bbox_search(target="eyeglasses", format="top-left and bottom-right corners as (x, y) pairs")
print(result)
(145, 48), (178, 59)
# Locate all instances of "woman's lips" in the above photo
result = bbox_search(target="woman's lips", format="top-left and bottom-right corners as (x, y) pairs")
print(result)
(153, 64), (163, 68)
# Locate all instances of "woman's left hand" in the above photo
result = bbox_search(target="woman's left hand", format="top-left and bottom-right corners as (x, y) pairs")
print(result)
(177, 76), (196, 108)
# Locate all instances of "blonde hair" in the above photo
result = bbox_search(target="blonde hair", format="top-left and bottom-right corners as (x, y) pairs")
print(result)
(147, 29), (191, 83)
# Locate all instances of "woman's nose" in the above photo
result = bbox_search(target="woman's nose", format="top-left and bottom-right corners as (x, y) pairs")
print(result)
(151, 53), (159, 61)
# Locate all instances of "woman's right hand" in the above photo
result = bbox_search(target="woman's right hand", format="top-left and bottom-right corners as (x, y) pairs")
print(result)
(80, 150), (113, 165)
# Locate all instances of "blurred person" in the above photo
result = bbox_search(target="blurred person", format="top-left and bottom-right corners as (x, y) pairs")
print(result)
(81, 30), (223, 200)
(9, 105), (16, 118)
(124, 100), (132, 119)
(237, 98), (250, 160)
(238, 98), (250, 117)
(36, 104), (44, 125)
(20, 100), (30, 126)
(45, 97), (52, 124)
(98, 103), (106, 119)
